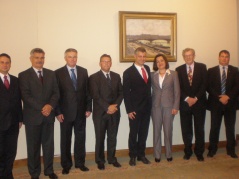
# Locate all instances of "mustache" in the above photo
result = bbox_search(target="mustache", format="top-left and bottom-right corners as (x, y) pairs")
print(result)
(35, 62), (44, 64)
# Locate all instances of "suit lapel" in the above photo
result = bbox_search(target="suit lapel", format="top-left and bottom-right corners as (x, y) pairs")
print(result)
(30, 68), (42, 86)
(181, 64), (190, 87)
(132, 64), (149, 84)
(162, 72), (170, 88)
(99, 70), (112, 90)
(76, 66), (82, 90)
(153, 72), (161, 89)
(63, 66), (75, 90)
(216, 66), (221, 87)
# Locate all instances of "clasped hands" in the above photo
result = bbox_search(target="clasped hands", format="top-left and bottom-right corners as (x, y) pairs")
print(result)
(107, 104), (118, 114)
(186, 97), (198, 107)
(41, 104), (53, 117)
(56, 111), (91, 123)
(219, 94), (229, 105)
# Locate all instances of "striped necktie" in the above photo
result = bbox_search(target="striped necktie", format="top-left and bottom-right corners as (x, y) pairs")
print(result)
(188, 66), (192, 86)
(221, 66), (226, 94)
(70, 69), (77, 90)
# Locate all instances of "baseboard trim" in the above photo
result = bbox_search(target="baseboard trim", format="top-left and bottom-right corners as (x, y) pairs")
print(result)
(13, 141), (227, 168)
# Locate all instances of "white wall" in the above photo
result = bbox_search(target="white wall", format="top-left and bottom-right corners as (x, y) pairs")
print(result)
(0, 0), (238, 160)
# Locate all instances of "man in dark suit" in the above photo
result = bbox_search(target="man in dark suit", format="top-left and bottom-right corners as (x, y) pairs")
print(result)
(207, 50), (239, 158)
(89, 54), (123, 170)
(0, 53), (23, 179)
(123, 47), (152, 166)
(55, 48), (92, 174)
(176, 48), (207, 162)
(18, 48), (59, 179)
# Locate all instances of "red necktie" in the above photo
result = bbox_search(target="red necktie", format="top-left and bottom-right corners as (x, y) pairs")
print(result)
(141, 67), (148, 84)
(4, 75), (10, 89)
(38, 71), (43, 84)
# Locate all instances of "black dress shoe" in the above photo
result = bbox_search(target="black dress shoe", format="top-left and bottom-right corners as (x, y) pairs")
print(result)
(137, 157), (151, 164)
(77, 165), (89, 172)
(196, 155), (204, 161)
(167, 157), (173, 162)
(62, 168), (70, 174)
(109, 161), (121, 168)
(207, 151), (215, 158)
(183, 154), (191, 160)
(97, 163), (105, 170)
(227, 153), (238, 158)
(129, 157), (136, 166)
(155, 158), (161, 163)
(45, 173), (58, 179)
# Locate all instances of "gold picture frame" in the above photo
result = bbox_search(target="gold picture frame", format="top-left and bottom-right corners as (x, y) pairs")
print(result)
(119, 11), (177, 62)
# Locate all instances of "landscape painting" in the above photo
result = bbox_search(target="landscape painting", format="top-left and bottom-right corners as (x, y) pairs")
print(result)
(119, 11), (177, 62)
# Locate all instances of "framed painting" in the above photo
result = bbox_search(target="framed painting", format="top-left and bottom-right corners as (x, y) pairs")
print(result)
(119, 11), (177, 62)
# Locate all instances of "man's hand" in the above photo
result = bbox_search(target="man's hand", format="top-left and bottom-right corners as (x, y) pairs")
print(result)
(19, 122), (23, 129)
(41, 104), (53, 117)
(186, 97), (197, 107)
(219, 95), (229, 105)
(172, 109), (178, 115)
(85, 111), (91, 118)
(107, 104), (118, 114)
(56, 114), (64, 123)
(128, 112), (136, 120)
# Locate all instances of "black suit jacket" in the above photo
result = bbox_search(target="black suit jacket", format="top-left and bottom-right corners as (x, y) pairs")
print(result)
(18, 67), (59, 125)
(123, 64), (152, 114)
(207, 65), (239, 110)
(176, 62), (207, 111)
(89, 70), (123, 120)
(0, 75), (22, 130)
(55, 65), (92, 120)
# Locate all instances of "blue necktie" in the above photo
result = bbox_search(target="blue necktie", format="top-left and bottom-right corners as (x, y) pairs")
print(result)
(221, 67), (226, 94)
(70, 69), (77, 90)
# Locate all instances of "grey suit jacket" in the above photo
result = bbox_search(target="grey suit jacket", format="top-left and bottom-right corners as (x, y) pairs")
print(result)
(151, 70), (180, 110)
(18, 67), (59, 125)
(89, 70), (123, 120)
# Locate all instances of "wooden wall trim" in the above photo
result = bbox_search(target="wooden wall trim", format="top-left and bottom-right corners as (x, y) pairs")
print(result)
(13, 141), (228, 168)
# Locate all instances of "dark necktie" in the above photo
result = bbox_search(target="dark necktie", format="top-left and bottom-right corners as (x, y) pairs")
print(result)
(38, 71), (43, 84)
(106, 73), (111, 87)
(221, 66), (226, 94)
(70, 69), (77, 90)
(141, 67), (148, 83)
(4, 75), (10, 89)
(188, 66), (193, 86)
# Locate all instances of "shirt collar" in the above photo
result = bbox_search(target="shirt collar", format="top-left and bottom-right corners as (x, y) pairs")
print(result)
(134, 63), (145, 71)
(187, 62), (195, 69)
(32, 67), (43, 75)
(66, 65), (76, 71)
(0, 72), (9, 79)
(219, 65), (228, 69)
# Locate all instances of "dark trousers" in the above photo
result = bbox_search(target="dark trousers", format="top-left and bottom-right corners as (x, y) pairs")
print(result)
(60, 113), (86, 169)
(25, 121), (54, 178)
(0, 124), (19, 179)
(93, 116), (120, 164)
(180, 108), (206, 156)
(208, 108), (236, 154)
(128, 112), (150, 158)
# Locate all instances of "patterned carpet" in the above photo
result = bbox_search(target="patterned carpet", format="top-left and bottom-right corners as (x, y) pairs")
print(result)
(14, 148), (239, 179)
